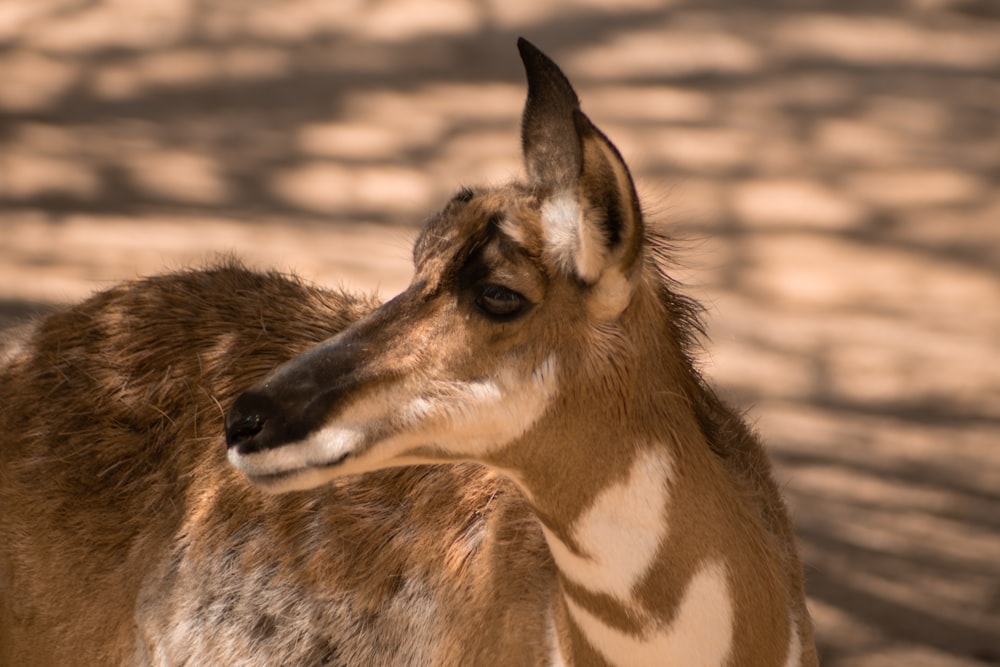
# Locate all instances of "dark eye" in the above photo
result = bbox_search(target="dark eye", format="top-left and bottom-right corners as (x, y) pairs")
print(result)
(475, 284), (527, 319)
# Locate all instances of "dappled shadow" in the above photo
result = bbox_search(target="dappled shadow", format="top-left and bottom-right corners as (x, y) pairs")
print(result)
(2, 1), (999, 665)
(765, 407), (1000, 664)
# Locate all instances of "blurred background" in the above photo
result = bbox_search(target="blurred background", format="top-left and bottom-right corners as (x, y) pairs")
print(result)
(1, 1), (998, 664)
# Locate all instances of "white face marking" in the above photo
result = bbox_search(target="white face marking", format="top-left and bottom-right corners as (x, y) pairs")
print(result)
(403, 353), (558, 456)
(540, 448), (672, 602)
(229, 355), (559, 491)
(228, 425), (365, 479)
(564, 558), (734, 667)
(540, 192), (633, 318)
(498, 215), (528, 247)
(541, 192), (605, 283)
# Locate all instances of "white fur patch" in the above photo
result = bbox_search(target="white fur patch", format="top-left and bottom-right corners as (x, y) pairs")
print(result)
(498, 216), (529, 247)
(783, 614), (802, 667)
(564, 558), (734, 667)
(404, 353), (558, 457)
(541, 193), (605, 283)
(541, 448), (672, 602)
(229, 355), (559, 491)
(547, 606), (567, 667)
(226, 420), (371, 491)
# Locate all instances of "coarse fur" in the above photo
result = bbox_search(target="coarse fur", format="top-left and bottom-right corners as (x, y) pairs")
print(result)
(0, 40), (817, 666)
(0, 265), (553, 665)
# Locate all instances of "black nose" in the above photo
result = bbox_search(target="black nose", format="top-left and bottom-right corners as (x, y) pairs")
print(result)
(225, 390), (281, 454)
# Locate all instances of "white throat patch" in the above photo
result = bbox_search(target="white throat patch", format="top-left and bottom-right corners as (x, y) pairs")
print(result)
(564, 558), (734, 667)
(541, 447), (673, 602)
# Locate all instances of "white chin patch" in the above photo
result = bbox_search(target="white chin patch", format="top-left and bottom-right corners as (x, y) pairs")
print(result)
(227, 426), (366, 487)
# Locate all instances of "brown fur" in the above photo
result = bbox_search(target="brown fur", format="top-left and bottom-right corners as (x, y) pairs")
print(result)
(0, 265), (555, 665)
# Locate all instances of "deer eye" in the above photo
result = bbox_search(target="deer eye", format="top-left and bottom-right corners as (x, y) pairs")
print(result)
(475, 284), (527, 319)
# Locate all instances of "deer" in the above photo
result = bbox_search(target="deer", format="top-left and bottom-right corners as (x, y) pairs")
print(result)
(0, 39), (817, 666)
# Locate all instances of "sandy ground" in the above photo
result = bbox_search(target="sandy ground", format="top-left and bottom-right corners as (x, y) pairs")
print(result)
(2, 1), (999, 664)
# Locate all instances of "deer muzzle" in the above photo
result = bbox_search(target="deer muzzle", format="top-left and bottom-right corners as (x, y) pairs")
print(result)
(225, 333), (373, 457)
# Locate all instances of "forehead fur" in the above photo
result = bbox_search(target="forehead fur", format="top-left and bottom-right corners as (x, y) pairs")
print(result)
(413, 186), (545, 275)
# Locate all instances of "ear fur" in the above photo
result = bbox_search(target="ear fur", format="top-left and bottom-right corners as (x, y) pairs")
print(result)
(517, 38), (643, 317)
(518, 37), (582, 191)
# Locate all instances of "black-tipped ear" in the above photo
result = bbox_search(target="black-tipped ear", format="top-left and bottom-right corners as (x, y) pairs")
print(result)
(518, 38), (583, 191)
(517, 38), (643, 300)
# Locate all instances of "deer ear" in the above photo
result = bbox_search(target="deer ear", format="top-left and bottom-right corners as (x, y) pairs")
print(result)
(518, 38), (642, 317)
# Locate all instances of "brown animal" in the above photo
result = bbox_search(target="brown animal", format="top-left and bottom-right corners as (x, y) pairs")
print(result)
(0, 40), (817, 666)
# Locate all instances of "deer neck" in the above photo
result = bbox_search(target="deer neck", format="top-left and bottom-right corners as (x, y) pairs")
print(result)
(522, 432), (728, 665)
(499, 393), (799, 666)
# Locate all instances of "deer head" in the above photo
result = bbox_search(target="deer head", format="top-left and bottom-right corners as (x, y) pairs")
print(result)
(225, 39), (665, 494)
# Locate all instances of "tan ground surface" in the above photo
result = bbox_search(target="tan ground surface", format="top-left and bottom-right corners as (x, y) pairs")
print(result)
(2, 1), (998, 664)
